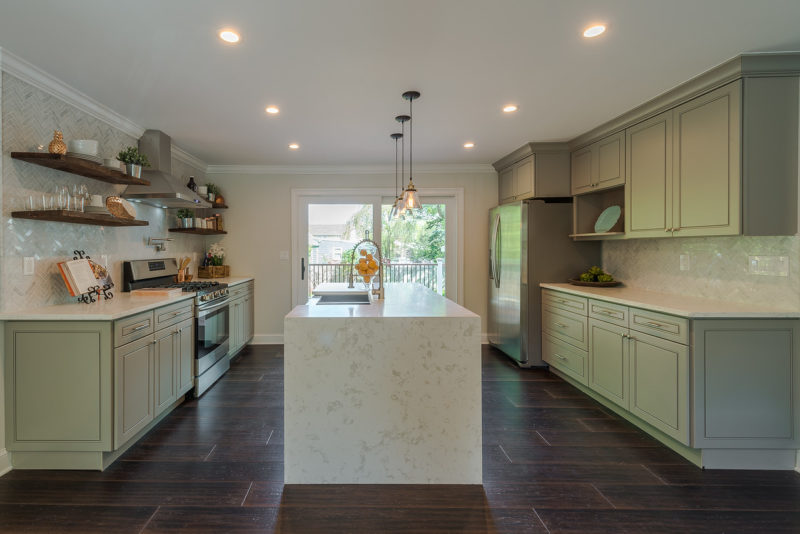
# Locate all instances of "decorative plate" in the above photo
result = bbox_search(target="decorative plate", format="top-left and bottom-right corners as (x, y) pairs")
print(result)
(594, 205), (622, 233)
(569, 278), (622, 287)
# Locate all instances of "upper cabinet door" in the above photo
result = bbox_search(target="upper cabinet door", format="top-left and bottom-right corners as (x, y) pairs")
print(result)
(498, 167), (514, 204)
(570, 146), (593, 195)
(595, 132), (625, 190)
(672, 81), (741, 236)
(513, 157), (535, 200)
(625, 111), (673, 238)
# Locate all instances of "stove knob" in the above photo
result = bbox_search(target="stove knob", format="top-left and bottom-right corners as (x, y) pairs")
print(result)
(201, 295), (209, 302)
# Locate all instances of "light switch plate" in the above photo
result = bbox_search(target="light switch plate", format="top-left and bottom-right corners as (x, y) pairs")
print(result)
(100, 254), (109, 267)
(280, 251), (290, 261)
(679, 254), (690, 271)
(748, 255), (789, 276)
(23, 257), (34, 275)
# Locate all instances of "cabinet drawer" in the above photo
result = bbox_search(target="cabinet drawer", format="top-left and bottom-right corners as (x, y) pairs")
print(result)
(229, 281), (254, 300)
(542, 306), (588, 350)
(589, 299), (629, 327)
(630, 308), (688, 344)
(114, 311), (154, 347)
(542, 289), (587, 315)
(542, 333), (588, 386)
(154, 300), (194, 331)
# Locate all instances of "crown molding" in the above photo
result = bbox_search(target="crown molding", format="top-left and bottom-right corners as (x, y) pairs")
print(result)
(0, 47), (146, 140)
(171, 144), (207, 172)
(206, 163), (495, 175)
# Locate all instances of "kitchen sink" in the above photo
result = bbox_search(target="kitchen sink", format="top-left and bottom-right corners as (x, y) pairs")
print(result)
(314, 294), (371, 305)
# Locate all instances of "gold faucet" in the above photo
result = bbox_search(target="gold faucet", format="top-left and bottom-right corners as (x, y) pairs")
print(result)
(347, 238), (384, 300)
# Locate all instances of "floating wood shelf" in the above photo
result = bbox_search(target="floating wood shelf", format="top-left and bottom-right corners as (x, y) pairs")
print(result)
(569, 231), (625, 240)
(11, 152), (151, 186)
(168, 228), (228, 235)
(12, 210), (149, 227)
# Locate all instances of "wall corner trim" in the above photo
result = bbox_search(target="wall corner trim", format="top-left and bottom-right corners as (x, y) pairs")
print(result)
(171, 144), (208, 171)
(0, 449), (11, 476)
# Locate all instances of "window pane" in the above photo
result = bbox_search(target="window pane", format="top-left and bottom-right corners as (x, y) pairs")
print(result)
(381, 204), (446, 295)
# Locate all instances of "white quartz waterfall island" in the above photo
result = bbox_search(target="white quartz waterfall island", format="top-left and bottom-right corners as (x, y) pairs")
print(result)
(284, 284), (482, 484)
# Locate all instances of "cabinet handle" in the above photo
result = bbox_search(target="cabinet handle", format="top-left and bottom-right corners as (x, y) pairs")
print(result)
(621, 333), (629, 339)
(129, 322), (149, 332)
(554, 322), (568, 328)
(151, 340), (157, 345)
(673, 227), (680, 232)
(598, 309), (616, 316)
(665, 227), (672, 232)
(555, 354), (568, 361)
(643, 321), (667, 329)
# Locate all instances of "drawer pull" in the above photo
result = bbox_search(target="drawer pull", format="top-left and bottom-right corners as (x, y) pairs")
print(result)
(643, 321), (667, 329)
(555, 354), (568, 361)
(128, 322), (150, 333)
(554, 322), (568, 328)
(598, 309), (617, 316)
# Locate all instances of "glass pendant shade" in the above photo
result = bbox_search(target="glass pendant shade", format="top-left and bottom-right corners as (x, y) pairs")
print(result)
(402, 178), (422, 211)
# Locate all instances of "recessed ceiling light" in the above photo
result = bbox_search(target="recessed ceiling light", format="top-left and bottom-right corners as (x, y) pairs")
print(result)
(265, 106), (279, 114)
(503, 105), (518, 113)
(288, 143), (300, 150)
(219, 30), (240, 43)
(463, 142), (475, 149)
(583, 24), (606, 38)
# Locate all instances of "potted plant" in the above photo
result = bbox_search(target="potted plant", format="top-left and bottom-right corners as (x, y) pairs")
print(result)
(117, 147), (150, 179)
(205, 182), (220, 202)
(176, 208), (194, 228)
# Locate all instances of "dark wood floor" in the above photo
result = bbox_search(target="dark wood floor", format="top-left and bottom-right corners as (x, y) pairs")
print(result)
(1, 345), (799, 533)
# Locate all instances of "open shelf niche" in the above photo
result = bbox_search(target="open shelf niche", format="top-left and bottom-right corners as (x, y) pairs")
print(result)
(570, 185), (625, 240)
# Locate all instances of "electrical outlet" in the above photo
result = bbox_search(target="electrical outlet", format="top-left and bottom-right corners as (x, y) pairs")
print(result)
(280, 251), (290, 261)
(748, 255), (789, 276)
(23, 257), (34, 276)
(679, 254), (690, 271)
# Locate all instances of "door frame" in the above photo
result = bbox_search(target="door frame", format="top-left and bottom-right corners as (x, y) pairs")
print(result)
(291, 187), (464, 307)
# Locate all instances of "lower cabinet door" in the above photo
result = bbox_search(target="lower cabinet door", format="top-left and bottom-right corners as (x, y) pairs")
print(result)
(114, 335), (154, 448)
(629, 331), (689, 444)
(588, 318), (630, 410)
(542, 333), (588, 386)
(154, 328), (177, 416)
(176, 318), (194, 396)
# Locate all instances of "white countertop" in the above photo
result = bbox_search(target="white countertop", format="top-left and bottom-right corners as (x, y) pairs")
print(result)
(200, 276), (254, 286)
(287, 283), (478, 319)
(0, 293), (195, 321)
(0, 276), (255, 321)
(541, 283), (800, 318)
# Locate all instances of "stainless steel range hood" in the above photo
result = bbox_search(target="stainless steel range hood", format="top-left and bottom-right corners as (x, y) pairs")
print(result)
(122, 130), (211, 208)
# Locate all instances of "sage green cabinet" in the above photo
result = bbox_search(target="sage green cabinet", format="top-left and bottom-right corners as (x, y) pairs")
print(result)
(570, 132), (625, 195)
(154, 327), (177, 416)
(498, 156), (535, 203)
(5, 322), (113, 452)
(229, 282), (255, 358)
(671, 81), (741, 236)
(625, 111), (673, 238)
(114, 334), (154, 448)
(177, 318), (194, 395)
(498, 167), (514, 204)
(493, 145), (571, 204)
(588, 318), (629, 410)
(629, 331), (689, 443)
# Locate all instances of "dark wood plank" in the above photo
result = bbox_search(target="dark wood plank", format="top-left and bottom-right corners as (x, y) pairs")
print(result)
(500, 444), (689, 466)
(168, 228), (227, 235)
(483, 462), (664, 485)
(11, 210), (149, 227)
(596, 483), (800, 511)
(11, 152), (151, 185)
(644, 464), (800, 486)
(0, 503), (156, 533)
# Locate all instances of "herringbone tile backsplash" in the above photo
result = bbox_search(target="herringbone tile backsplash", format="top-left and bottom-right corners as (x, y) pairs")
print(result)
(1, 73), (211, 311)
(603, 235), (799, 309)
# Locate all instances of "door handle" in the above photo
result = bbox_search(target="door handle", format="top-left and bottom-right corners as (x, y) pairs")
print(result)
(494, 215), (501, 289)
(301, 258), (305, 281)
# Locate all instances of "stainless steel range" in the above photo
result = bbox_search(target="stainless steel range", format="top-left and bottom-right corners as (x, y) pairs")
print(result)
(122, 258), (230, 396)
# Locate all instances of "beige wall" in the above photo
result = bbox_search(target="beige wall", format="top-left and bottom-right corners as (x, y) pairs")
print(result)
(208, 171), (498, 340)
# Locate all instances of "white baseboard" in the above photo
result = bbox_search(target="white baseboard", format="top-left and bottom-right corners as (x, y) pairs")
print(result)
(0, 448), (11, 476)
(481, 333), (489, 344)
(251, 334), (283, 345)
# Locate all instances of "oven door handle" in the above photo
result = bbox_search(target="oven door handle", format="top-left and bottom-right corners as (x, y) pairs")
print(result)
(197, 298), (230, 316)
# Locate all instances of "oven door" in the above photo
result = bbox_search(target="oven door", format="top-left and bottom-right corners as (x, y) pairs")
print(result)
(196, 298), (230, 375)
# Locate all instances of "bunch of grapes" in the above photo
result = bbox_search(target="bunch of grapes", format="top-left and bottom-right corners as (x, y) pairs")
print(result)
(579, 266), (614, 283)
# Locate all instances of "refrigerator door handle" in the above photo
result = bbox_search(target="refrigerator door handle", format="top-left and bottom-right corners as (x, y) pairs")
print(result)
(493, 214), (501, 289)
(489, 213), (499, 280)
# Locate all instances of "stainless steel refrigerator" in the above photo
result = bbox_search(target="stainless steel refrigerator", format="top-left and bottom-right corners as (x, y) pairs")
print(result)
(488, 199), (600, 367)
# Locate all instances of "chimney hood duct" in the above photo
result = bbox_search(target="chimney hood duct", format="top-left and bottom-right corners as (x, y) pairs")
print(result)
(122, 130), (211, 208)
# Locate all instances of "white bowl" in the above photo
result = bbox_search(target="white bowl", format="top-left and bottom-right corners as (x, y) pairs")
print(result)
(67, 139), (99, 156)
(103, 158), (120, 169)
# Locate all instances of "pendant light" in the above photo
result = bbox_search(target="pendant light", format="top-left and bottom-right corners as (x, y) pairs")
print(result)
(392, 114), (410, 219)
(389, 132), (403, 220)
(401, 90), (422, 212)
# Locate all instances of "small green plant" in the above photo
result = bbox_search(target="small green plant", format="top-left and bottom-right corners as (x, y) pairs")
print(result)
(205, 182), (220, 195)
(116, 146), (150, 166)
(176, 208), (194, 219)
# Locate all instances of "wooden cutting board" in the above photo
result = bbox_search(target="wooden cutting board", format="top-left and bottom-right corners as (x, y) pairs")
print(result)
(131, 288), (183, 298)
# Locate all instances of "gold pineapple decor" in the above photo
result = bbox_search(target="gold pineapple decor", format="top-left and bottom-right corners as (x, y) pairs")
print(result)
(48, 130), (67, 155)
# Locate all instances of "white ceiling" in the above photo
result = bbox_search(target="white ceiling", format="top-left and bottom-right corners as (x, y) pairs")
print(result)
(1, 0), (800, 166)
